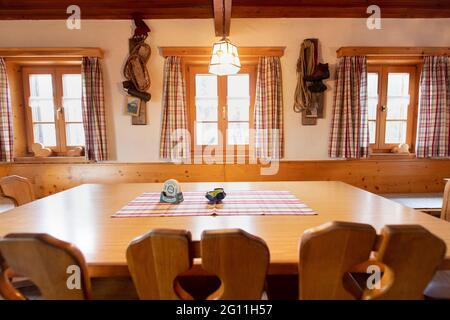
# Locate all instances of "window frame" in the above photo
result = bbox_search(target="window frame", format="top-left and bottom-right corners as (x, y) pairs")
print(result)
(186, 63), (257, 161)
(367, 63), (420, 154)
(22, 65), (84, 155)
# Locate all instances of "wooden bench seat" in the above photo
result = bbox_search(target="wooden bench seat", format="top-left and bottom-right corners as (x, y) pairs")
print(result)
(381, 193), (443, 216)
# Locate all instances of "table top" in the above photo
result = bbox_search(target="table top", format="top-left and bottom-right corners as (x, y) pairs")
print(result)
(1, 181), (450, 276)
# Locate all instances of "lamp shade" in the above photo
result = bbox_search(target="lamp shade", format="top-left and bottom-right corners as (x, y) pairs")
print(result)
(209, 38), (241, 76)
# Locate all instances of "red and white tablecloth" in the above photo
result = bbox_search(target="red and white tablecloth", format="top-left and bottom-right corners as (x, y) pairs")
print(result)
(112, 190), (316, 217)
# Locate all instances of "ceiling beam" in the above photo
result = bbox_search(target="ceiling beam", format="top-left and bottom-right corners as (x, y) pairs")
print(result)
(0, 1), (450, 20)
(213, 0), (232, 37)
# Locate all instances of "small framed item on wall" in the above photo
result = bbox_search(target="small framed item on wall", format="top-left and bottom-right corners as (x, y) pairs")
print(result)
(126, 96), (140, 116)
(132, 100), (147, 125)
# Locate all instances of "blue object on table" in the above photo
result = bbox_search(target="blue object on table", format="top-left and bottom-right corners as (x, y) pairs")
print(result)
(206, 188), (226, 203)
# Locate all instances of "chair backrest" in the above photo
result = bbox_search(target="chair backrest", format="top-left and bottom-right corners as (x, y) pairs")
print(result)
(201, 229), (270, 300)
(299, 221), (446, 300)
(441, 179), (450, 222)
(0, 175), (35, 206)
(298, 221), (377, 300)
(126, 229), (194, 300)
(371, 225), (446, 300)
(0, 233), (91, 300)
(126, 228), (270, 300)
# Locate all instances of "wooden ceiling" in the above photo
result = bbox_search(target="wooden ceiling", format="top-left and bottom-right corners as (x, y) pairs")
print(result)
(0, 0), (450, 20)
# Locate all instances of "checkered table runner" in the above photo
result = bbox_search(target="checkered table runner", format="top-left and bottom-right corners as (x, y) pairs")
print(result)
(112, 190), (316, 217)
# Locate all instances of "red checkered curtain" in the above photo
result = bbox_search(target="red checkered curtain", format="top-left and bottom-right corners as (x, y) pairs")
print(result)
(254, 56), (284, 160)
(81, 57), (108, 161)
(416, 56), (450, 158)
(160, 56), (189, 161)
(329, 56), (369, 159)
(0, 58), (13, 162)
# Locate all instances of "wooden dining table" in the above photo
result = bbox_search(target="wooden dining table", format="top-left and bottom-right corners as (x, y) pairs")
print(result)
(1, 181), (450, 277)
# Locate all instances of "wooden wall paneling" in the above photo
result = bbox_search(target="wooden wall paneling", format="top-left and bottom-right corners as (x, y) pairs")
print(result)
(224, 160), (450, 193)
(5, 61), (28, 158)
(0, 163), (227, 198)
(0, 159), (450, 198)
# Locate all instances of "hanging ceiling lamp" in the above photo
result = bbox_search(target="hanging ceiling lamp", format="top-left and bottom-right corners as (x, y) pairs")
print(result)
(209, 0), (240, 76)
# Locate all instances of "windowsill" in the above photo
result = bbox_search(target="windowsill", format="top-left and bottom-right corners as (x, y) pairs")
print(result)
(369, 153), (416, 160)
(13, 156), (92, 164)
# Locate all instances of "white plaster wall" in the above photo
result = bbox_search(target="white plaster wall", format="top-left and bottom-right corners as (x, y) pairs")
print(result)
(1, 18), (449, 161)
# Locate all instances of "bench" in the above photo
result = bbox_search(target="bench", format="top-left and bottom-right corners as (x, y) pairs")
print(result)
(381, 193), (443, 217)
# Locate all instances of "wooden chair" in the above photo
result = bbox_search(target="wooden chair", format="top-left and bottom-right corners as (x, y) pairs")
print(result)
(424, 178), (450, 299)
(126, 228), (270, 300)
(126, 229), (194, 300)
(299, 221), (446, 300)
(441, 178), (450, 222)
(201, 229), (270, 300)
(0, 175), (35, 206)
(0, 233), (92, 300)
(375, 225), (446, 299)
(299, 221), (379, 300)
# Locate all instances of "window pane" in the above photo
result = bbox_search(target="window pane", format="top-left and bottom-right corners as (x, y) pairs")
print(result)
(195, 75), (217, 97)
(386, 73), (410, 121)
(227, 74), (250, 123)
(29, 98), (55, 122)
(63, 74), (83, 123)
(368, 97), (378, 121)
(387, 73), (410, 96)
(33, 123), (56, 146)
(63, 99), (83, 122)
(228, 74), (249, 97)
(228, 122), (249, 145)
(196, 122), (218, 145)
(62, 74), (82, 98)
(367, 73), (378, 95)
(385, 121), (407, 144)
(66, 123), (85, 146)
(228, 98), (250, 121)
(29, 74), (53, 97)
(367, 73), (378, 121)
(195, 75), (218, 146)
(29, 74), (55, 122)
(369, 121), (376, 144)
(386, 97), (409, 120)
(195, 98), (218, 121)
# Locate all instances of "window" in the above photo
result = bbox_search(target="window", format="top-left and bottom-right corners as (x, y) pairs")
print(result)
(22, 66), (85, 155)
(187, 65), (256, 160)
(367, 65), (418, 153)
